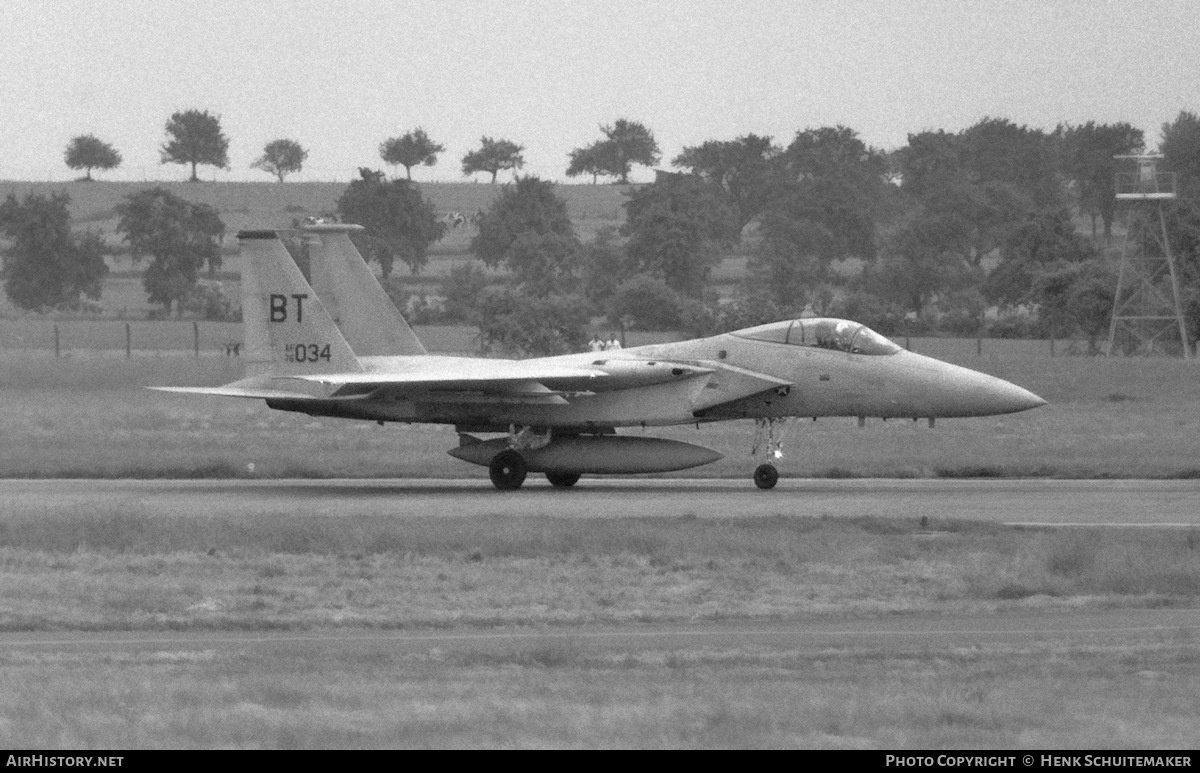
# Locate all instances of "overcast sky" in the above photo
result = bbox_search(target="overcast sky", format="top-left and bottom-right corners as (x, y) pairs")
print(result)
(2, 0), (1197, 183)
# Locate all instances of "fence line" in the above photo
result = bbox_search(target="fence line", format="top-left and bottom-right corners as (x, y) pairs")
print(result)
(0, 321), (242, 358)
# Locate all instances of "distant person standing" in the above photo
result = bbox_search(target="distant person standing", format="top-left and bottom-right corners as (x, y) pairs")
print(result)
(589, 334), (605, 352)
(606, 333), (622, 350)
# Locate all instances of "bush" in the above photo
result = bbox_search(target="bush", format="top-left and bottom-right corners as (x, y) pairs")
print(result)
(405, 292), (445, 324)
(477, 287), (589, 356)
(607, 275), (686, 330)
(440, 262), (491, 323)
(180, 279), (237, 321)
(988, 314), (1048, 339)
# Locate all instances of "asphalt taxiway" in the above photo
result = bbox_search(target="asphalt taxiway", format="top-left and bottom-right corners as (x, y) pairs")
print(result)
(2, 478), (1197, 658)
(1, 477), (1198, 526)
(2, 609), (1197, 657)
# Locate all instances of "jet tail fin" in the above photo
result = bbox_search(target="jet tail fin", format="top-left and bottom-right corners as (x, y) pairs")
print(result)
(237, 230), (362, 377)
(304, 223), (427, 356)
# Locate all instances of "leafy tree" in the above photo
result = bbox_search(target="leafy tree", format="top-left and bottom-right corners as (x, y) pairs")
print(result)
(606, 275), (689, 330)
(621, 171), (739, 298)
(64, 135), (121, 181)
(777, 126), (889, 253)
(1162, 111), (1200, 202)
(181, 278), (237, 321)
(440, 261), (491, 322)
(984, 210), (1096, 309)
(892, 123), (1040, 287)
(745, 127), (888, 310)
(336, 168), (445, 276)
(0, 192), (108, 310)
(566, 120), (660, 184)
(672, 134), (780, 230)
(709, 296), (789, 334)
(895, 130), (964, 199)
(470, 176), (577, 272)
(783, 125), (888, 186)
(379, 128), (444, 180)
(505, 232), (579, 296)
(960, 117), (1061, 209)
(160, 109), (230, 182)
(565, 142), (614, 184)
(1033, 259), (1115, 353)
(578, 227), (633, 307)
(865, 209), (979, 319)
(475, 286), (589, 356)
(461, 136), (525, 183)
(1055, 122), (1143, 240)
(115, 187), (224, 314)
(252, 138), (308, 182)
(746, 215), (824, 312)
(601, 119), (660, 183)
(829, 288), (907, 338)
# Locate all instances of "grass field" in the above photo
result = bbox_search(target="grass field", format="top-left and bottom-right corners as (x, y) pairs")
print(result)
(3, 636), (1197, 748)
(0, 340), (1197, 480)
(0, 512), (1197, 748)
(2, 343), (1200, 747)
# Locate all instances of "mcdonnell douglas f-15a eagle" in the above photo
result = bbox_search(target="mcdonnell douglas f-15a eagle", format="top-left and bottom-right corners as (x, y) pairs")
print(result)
(152, 224), (1046, 490)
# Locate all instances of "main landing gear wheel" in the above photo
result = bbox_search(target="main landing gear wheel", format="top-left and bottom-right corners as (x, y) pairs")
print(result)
(489, 450), (528, 491)
(545, 471), (581, 488)
(753, 463), (779, 490)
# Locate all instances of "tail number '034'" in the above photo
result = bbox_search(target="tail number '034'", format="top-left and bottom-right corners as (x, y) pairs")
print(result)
(285, 343), (332, 363)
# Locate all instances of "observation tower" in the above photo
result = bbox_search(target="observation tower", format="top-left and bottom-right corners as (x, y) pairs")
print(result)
(1107, 155), (1189, 358)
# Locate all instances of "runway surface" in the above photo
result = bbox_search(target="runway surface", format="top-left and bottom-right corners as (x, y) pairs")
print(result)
(2, 477), (1198, 660)
(3, 609), (1197, 657)
(2, 477), (1199, 526)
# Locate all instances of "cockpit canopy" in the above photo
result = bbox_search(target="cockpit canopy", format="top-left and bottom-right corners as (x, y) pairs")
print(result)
(731, 318), (902, 356)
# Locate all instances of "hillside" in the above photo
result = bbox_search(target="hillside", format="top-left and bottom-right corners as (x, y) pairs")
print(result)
(0, 179), (649, 319)
(0, 179), (633, 246)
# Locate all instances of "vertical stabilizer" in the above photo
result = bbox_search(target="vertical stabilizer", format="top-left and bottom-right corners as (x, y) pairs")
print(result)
(236, 231), (362, 377)
(304, 223), (427, 356)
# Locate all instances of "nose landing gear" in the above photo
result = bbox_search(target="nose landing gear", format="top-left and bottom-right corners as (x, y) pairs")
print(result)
(749, 417), (792, 490)
(753, 463), (779, 489)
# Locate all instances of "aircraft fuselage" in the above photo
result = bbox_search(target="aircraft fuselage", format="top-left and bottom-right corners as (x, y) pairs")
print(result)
(265, 330), (1044, 430)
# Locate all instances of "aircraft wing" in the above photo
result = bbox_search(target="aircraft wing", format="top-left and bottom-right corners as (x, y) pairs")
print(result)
(152, 359), (615, 407)
(291, 359), (609, 393)
(151, 356), (768, 410)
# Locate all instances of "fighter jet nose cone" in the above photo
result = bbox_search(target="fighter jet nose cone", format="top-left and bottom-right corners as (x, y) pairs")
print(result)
(1014, 387), (1048, 412)
(983, 380), (1047, 415)
(903, 353), (1048, 417)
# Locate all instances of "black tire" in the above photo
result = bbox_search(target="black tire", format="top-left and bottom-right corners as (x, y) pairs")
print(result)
(545, 471), (581, 488)
(753, 463), (779, 490)
(489, 450), (527, 491)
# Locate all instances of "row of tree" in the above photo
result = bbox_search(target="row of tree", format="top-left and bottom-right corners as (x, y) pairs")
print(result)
(0, 186), (225, 316)
(10, 111), (1200, 356)
(63, 110), (663, 185)
(426, 112), (1200, 355)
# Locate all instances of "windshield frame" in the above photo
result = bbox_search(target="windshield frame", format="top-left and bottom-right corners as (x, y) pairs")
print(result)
(731, 317), (902, 356)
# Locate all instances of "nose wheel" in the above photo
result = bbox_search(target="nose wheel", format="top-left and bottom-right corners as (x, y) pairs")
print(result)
(749, 417), (791, 489)
(753, 463), (779, 489)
